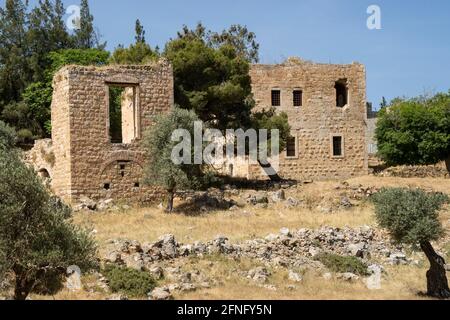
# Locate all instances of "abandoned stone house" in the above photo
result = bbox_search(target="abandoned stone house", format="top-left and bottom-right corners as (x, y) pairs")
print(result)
(228, 58), (369, 181)
(27, 57), (370, 204)
(27, 59), (173, 204)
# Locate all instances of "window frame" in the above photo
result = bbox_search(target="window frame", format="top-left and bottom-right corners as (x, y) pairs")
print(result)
(285, 134), (299, 159)
(293, 89), (303, 107)
(271, 89), (281, 107)
(331, 134), (345, 158)
(105, 82), (141, 145)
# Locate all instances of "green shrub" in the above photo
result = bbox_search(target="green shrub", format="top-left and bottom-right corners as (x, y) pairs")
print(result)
(372, 188), (448, 245)
(0, 120), (17, 150)
(0, 149), (98, 300)
(103, 265), (156, 298)
(315, 253), (369, 276)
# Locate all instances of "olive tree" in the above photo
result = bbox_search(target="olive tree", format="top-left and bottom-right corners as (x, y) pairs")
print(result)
(372, 188), (450, 299)
(0, 148), (98, 300)
(143, 108), (205, 213)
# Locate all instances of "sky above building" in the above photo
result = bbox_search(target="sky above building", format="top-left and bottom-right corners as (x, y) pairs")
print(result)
(7, 0), (450, 109)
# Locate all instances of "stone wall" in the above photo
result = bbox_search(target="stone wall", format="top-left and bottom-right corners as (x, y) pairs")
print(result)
(248, 58), (368, 180)
(48, 59), (173, 204)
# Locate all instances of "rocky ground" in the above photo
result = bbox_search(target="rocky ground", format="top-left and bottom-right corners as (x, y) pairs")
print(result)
(1, 175), (449, 300)
(103, 225), (415, 300)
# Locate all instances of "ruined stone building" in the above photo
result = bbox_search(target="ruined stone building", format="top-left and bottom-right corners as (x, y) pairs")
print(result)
(28, 57), (370, 204)
(27, 59), (173, 204)
(229, 58), (369, 181)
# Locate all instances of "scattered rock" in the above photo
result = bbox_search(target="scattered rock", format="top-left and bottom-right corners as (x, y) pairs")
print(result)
(388, 252), (408, 265)
(279, 228), (291, 237)
(322, 273), (332, 280)
(107, 294), (129, 300)
(248, 267), (270, 283)
(149, 287), (173, 300)
(338, 273), (359, 282)
(247, 193), (269, 206)
(148, 266), (164, 280)
(288, 271), (302, 283)
(271, 190), (286, 202)
(284, 197), (300, 208)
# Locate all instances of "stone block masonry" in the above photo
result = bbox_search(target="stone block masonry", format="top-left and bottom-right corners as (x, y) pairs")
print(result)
(30, 59), (174, 204)
(247, 58), (369, 180)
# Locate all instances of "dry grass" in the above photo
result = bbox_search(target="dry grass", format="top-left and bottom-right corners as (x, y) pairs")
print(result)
(74, 205), (375, 248)
(31, 175), (450, 300)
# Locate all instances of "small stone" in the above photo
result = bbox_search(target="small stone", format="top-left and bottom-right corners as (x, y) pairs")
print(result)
(149, 287), (172, 300)
(322, 273), (332, 280)
(248, 267), (270, 283)
(338, 273), (359, 281)
(284, 197), (300, 208)
(107, 294), (129, 300)
(271, 190), (286, 202)
(148, 266), (164, 280)
(280, 228), (291, 237)
(288, 271), (302, 283)
(265, 234), (279, 242)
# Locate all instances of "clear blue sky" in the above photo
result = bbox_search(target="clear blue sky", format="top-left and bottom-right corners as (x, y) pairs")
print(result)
(8, 0), (450, 108)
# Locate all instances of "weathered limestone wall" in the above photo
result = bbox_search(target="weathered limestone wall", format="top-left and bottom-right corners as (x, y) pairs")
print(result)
(50, 59), (173, 203)
(51, 71), (72, 200)
(249, 58), (368, 180)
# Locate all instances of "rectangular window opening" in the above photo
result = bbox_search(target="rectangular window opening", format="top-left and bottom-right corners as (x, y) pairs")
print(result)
(335, 79), (348, 108)
(333, 136), (343, 157)
(108, 84), (138, 144)
(293, 90), (303, 107)
(286, 136), (297, 158)
(271, 90), (281, 107)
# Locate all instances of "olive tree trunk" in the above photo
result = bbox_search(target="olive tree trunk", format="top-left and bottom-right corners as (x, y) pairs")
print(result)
(13, 270), (36, 301)
(166, 189), (175, 213)
(420, 241), (450, 299)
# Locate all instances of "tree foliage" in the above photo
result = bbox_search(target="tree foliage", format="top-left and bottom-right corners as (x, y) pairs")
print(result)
(0, 148), (98, 300)
(164, 23), (290, 178)
(0, 120), (17, 150)
(109, 19), (158, 65)
(164, 35), (254, 132)
(372, 187), (450, 298)
(0, 0), (105, 139)
(375, 92), (450, 169)
(372, 188), (448, 245)
(143, 107), (205, 212)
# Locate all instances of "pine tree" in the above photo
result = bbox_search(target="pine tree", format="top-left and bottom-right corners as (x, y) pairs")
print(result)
(28, 0), (71, 82)
(75, 0), (95, 49)
(135, 19), (145, 44)
(0, 0), (30, 105)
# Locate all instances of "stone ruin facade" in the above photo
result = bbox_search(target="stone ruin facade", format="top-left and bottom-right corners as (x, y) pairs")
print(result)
(28, 57), (370, 204)
(226, 58), (369, 181)
(27, 59), (173, 204)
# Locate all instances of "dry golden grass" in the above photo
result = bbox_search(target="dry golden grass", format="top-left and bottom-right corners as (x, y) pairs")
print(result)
(36, 175), (450, 300)
(74, 205), (375, 249)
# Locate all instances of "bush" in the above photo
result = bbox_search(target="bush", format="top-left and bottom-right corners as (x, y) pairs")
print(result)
(103, 265), (156, 298)
(315, 253), (369, 276)
(375, 93), (450, 169)
(0, 120), (16, 150)
(0, 149), (98, 300)
(372, 188), (448, 245)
